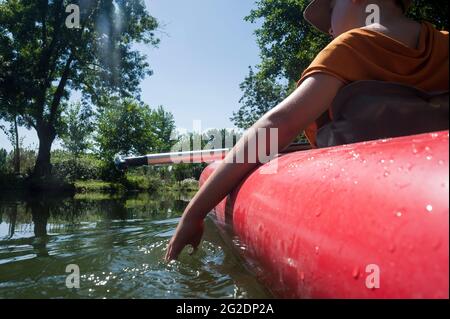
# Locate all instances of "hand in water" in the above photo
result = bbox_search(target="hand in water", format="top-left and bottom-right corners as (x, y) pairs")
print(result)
(165, 216), (204, 261)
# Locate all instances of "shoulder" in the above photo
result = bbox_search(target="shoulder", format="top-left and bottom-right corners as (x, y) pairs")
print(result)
(423, 21), (448, 37)
(320, 28), (378, 55)
(315, 29), (374, 60)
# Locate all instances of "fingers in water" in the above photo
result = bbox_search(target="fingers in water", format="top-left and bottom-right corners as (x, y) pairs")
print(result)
(164, 243), (176, 262)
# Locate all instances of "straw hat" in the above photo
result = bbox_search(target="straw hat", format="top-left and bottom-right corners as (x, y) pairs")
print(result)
(304, 0), (413, 33)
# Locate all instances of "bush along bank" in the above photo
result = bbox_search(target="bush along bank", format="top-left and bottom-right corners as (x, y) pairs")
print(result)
(0, 151), (201, 195)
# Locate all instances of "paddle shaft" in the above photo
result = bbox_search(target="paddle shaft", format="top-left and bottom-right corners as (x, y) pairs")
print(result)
(115, 143), (312, 170)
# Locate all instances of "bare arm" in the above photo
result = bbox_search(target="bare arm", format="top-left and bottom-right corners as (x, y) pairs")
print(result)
(165, 73), (344, 260)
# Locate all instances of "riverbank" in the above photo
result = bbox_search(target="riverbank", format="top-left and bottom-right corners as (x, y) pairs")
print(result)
(0, 173), (199, 198)
(74, 177), (199, 194)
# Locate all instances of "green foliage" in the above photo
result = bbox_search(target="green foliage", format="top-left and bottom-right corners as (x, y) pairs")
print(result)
(149, 106), (176, 152)
(11, 146), (36, 175)
(0, 117), (19, 151)
(171, 129), (241, 152)
(202, 128), (242, 149)
(232, 0), (449, 129)
(0, 148), (7, 173)
(0, 116), (21, 173)
(246, 0), (329, 83)
(0, 0), (160, 177)
(231, 0), (328, 129)
(171, 163), (206, 182)
(74, 180), (125, 193)
(168, 129), (241, 182)
(51, 150), (103, 182)
(407, 0), (449, 30)
(96, 98), (176, 162)
(176, 178), (198, 191)
(60, 102), (95, 157)
(122, 174), (163, 193)
(232, 67), (288, 129)
(0, 145), (37, 175)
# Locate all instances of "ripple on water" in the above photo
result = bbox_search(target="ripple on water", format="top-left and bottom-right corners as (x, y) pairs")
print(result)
(0, 196), (271, 299)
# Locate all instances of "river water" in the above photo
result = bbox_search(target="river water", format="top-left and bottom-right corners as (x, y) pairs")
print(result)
(0, 191), (271, 299)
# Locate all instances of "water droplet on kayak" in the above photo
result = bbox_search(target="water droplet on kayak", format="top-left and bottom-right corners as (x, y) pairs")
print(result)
(300, 271), (305, 281)
(426, 155), (433, 161)
(431, 133), (439, 138)
(315, 211), (321, 217)
(287, 258), (295, 267)
(406, 163), (414, 171)
(379, 159), (386, 164)
(314, 246), (320, 255)
(412, 148), (419, 155)
(353, 180), (359, 185)
(352, 267), (360, 279)
(383, 170), (390, 177)
(395, 211), (402, 217)
(388, 244), (396, 253)
(426, 204), (433, 213)
(438, 160), (444, 165)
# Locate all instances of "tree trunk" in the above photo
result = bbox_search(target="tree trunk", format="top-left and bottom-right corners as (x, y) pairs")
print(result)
(13, 116), (20, 175)
(32, 122), (56, 179)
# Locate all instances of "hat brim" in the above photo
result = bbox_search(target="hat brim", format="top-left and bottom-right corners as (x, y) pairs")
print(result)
(304, 0), (332, 34)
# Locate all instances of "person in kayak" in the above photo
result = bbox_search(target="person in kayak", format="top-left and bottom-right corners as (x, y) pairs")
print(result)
(165, 0), (449, 260)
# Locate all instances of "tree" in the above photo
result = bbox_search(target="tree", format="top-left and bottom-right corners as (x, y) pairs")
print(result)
(0, 0), (160, 179)
(202, 128), (242, 148)
(0, 115), (21, 174)
(97, 98), (153, 161)
(149, 105), (176, 152)
(96, 98), (176, 161)
(408, 0), (449, 29)
(60, 102), (94, 158)
(232, 0), (449, 129)
(0, 148), (7, 173)
(231, 67), (287, 129)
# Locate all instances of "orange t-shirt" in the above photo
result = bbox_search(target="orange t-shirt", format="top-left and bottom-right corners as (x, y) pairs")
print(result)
(297, 21), (449, 147)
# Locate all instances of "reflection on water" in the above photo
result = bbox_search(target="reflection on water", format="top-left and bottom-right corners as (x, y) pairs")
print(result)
(0, 192), (271, 299)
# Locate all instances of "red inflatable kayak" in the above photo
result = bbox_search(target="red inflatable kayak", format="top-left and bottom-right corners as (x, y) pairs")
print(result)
(199, 130), (449, 298)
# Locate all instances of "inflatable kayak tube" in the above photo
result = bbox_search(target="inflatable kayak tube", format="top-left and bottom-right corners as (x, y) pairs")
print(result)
(199, 131), (449, 298)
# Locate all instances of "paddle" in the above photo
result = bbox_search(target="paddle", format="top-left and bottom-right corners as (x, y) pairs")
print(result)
(114, 142), (312, 170)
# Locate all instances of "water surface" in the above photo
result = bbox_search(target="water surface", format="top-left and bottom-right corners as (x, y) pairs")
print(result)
(0, 192), (271, 299)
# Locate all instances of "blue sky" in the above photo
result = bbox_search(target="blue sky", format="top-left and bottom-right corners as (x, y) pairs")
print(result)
(0, 0), (261, 152)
